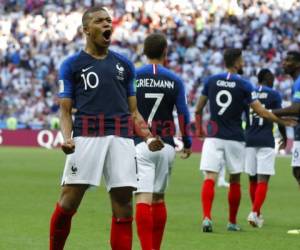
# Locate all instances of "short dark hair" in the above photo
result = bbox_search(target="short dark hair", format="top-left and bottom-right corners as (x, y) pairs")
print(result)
(82, 6), (107, 26)
(143, 33), (167, 59)
(287, 51), (300, 63)
(224, 48), (242, 68)
(257, 68), (273, 83)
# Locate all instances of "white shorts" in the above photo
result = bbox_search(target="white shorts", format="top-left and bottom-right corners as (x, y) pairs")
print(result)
(245, 147), (275, 176)
(135, 142), (176, 193)
(61, 136), (137, 191)
(292, 141), (300, 167)
(200, 138), (245, 174)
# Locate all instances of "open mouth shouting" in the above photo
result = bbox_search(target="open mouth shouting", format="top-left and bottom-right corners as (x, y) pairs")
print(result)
(102, 30), (112, 42)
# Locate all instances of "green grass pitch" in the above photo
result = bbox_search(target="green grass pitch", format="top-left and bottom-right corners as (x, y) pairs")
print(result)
(0, 147), (300, 250)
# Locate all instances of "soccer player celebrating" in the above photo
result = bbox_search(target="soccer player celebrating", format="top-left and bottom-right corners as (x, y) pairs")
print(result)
(49, 7), (163, 250)
(195, 48), (295, 233)
(245, 69), (287, 228)
(134, 33), (192, 250)
(272, 51), (300, 234)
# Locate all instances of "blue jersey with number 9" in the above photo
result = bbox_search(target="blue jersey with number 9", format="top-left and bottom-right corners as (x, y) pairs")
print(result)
(202, 72), (257, 141)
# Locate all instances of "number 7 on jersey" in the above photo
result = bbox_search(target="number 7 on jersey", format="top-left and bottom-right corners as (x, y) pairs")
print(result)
(145, 93), (164, 126)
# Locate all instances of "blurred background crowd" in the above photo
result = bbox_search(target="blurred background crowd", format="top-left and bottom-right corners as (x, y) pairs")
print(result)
(0, 0), (300, 130)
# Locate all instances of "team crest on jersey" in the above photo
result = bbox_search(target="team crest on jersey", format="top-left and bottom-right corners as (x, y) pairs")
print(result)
(116, 63), (125, 81)
(70, 163), (78, 175)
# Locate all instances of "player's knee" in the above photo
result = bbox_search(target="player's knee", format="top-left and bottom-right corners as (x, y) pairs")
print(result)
(111, 187), (134, 203)
(257, 174), (270, 183)
(205, 171), (218, 180)
(249, 175), (257, 182)
(153, 193), (164, 203)
(229, 173), (240, 183)
(59, 185), (88, 211)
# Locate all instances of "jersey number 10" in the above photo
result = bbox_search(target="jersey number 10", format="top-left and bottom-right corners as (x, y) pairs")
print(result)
(81, 72), (99, 90)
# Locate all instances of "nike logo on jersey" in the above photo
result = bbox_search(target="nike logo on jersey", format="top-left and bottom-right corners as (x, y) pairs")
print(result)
(82, 66), (94, 72)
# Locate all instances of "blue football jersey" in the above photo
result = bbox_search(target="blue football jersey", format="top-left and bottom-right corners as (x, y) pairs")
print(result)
(58, 50), (136, 138)
(291, 75), (300, 140)
(202, 72), (257, 141)
(135, 64), (192, 148)
(245, 85), (282, 148)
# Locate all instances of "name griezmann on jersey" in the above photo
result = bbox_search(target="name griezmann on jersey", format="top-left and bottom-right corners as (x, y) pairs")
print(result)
(136, 78), (175, 89)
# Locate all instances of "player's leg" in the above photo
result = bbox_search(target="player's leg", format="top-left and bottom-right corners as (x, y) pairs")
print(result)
(152, 193), (166, 250)
(150, 144), (175, 249)
(134, 142), (156, 250)
(109, 187), (135, 250)
(50, 185), (88, 250)
(245, 147), (258, 206)
(135, 193), (153, 250)
(249, 147), (274, 227)
(200, 138), (223, 232)
(225, 140), (245, 231)
(105, 137), (138, 250)
(227, 173), (241, 231)
(50, 137), (108, 250)
(249, 175), (257, 204)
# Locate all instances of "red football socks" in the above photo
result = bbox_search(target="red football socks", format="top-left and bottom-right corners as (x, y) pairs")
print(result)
(249, 181), (257, 205)
(228, 183), (241, 224)
(110, 216), (133, 250)
(50, 203), (76, 250)
(152, 202), (167, 250)
(201, 179), (215, 220)
(136, 203), (152, 250)
(253, 181), (268, 215)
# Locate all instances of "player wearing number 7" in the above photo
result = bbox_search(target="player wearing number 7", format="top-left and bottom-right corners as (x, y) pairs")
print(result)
(195, 48), (295, 233)
(134, 33), (192, 250)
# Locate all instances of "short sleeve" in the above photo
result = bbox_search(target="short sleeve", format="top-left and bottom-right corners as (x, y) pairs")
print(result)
(201, 78), (209, 96)
(243, 80), (257, 104)
(58, 58), (74, 99)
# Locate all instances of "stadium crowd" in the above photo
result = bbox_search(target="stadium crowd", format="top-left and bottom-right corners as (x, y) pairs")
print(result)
(0, 0), (300, 129)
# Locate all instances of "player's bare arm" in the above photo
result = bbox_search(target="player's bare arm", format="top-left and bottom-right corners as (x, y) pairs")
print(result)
(60, 98), (75, 154)
(250, 100), (297, 127)
(195, 95), (208, 138)
(278, 124), (288, 150)
(272, 102), (300, 117)
(128, 96), (164, 151)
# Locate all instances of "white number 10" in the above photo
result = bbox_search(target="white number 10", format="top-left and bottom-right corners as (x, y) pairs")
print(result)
(216, 90), (232, 115)
(81, 72), (99, 90)
(145, 93), (164, 126)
